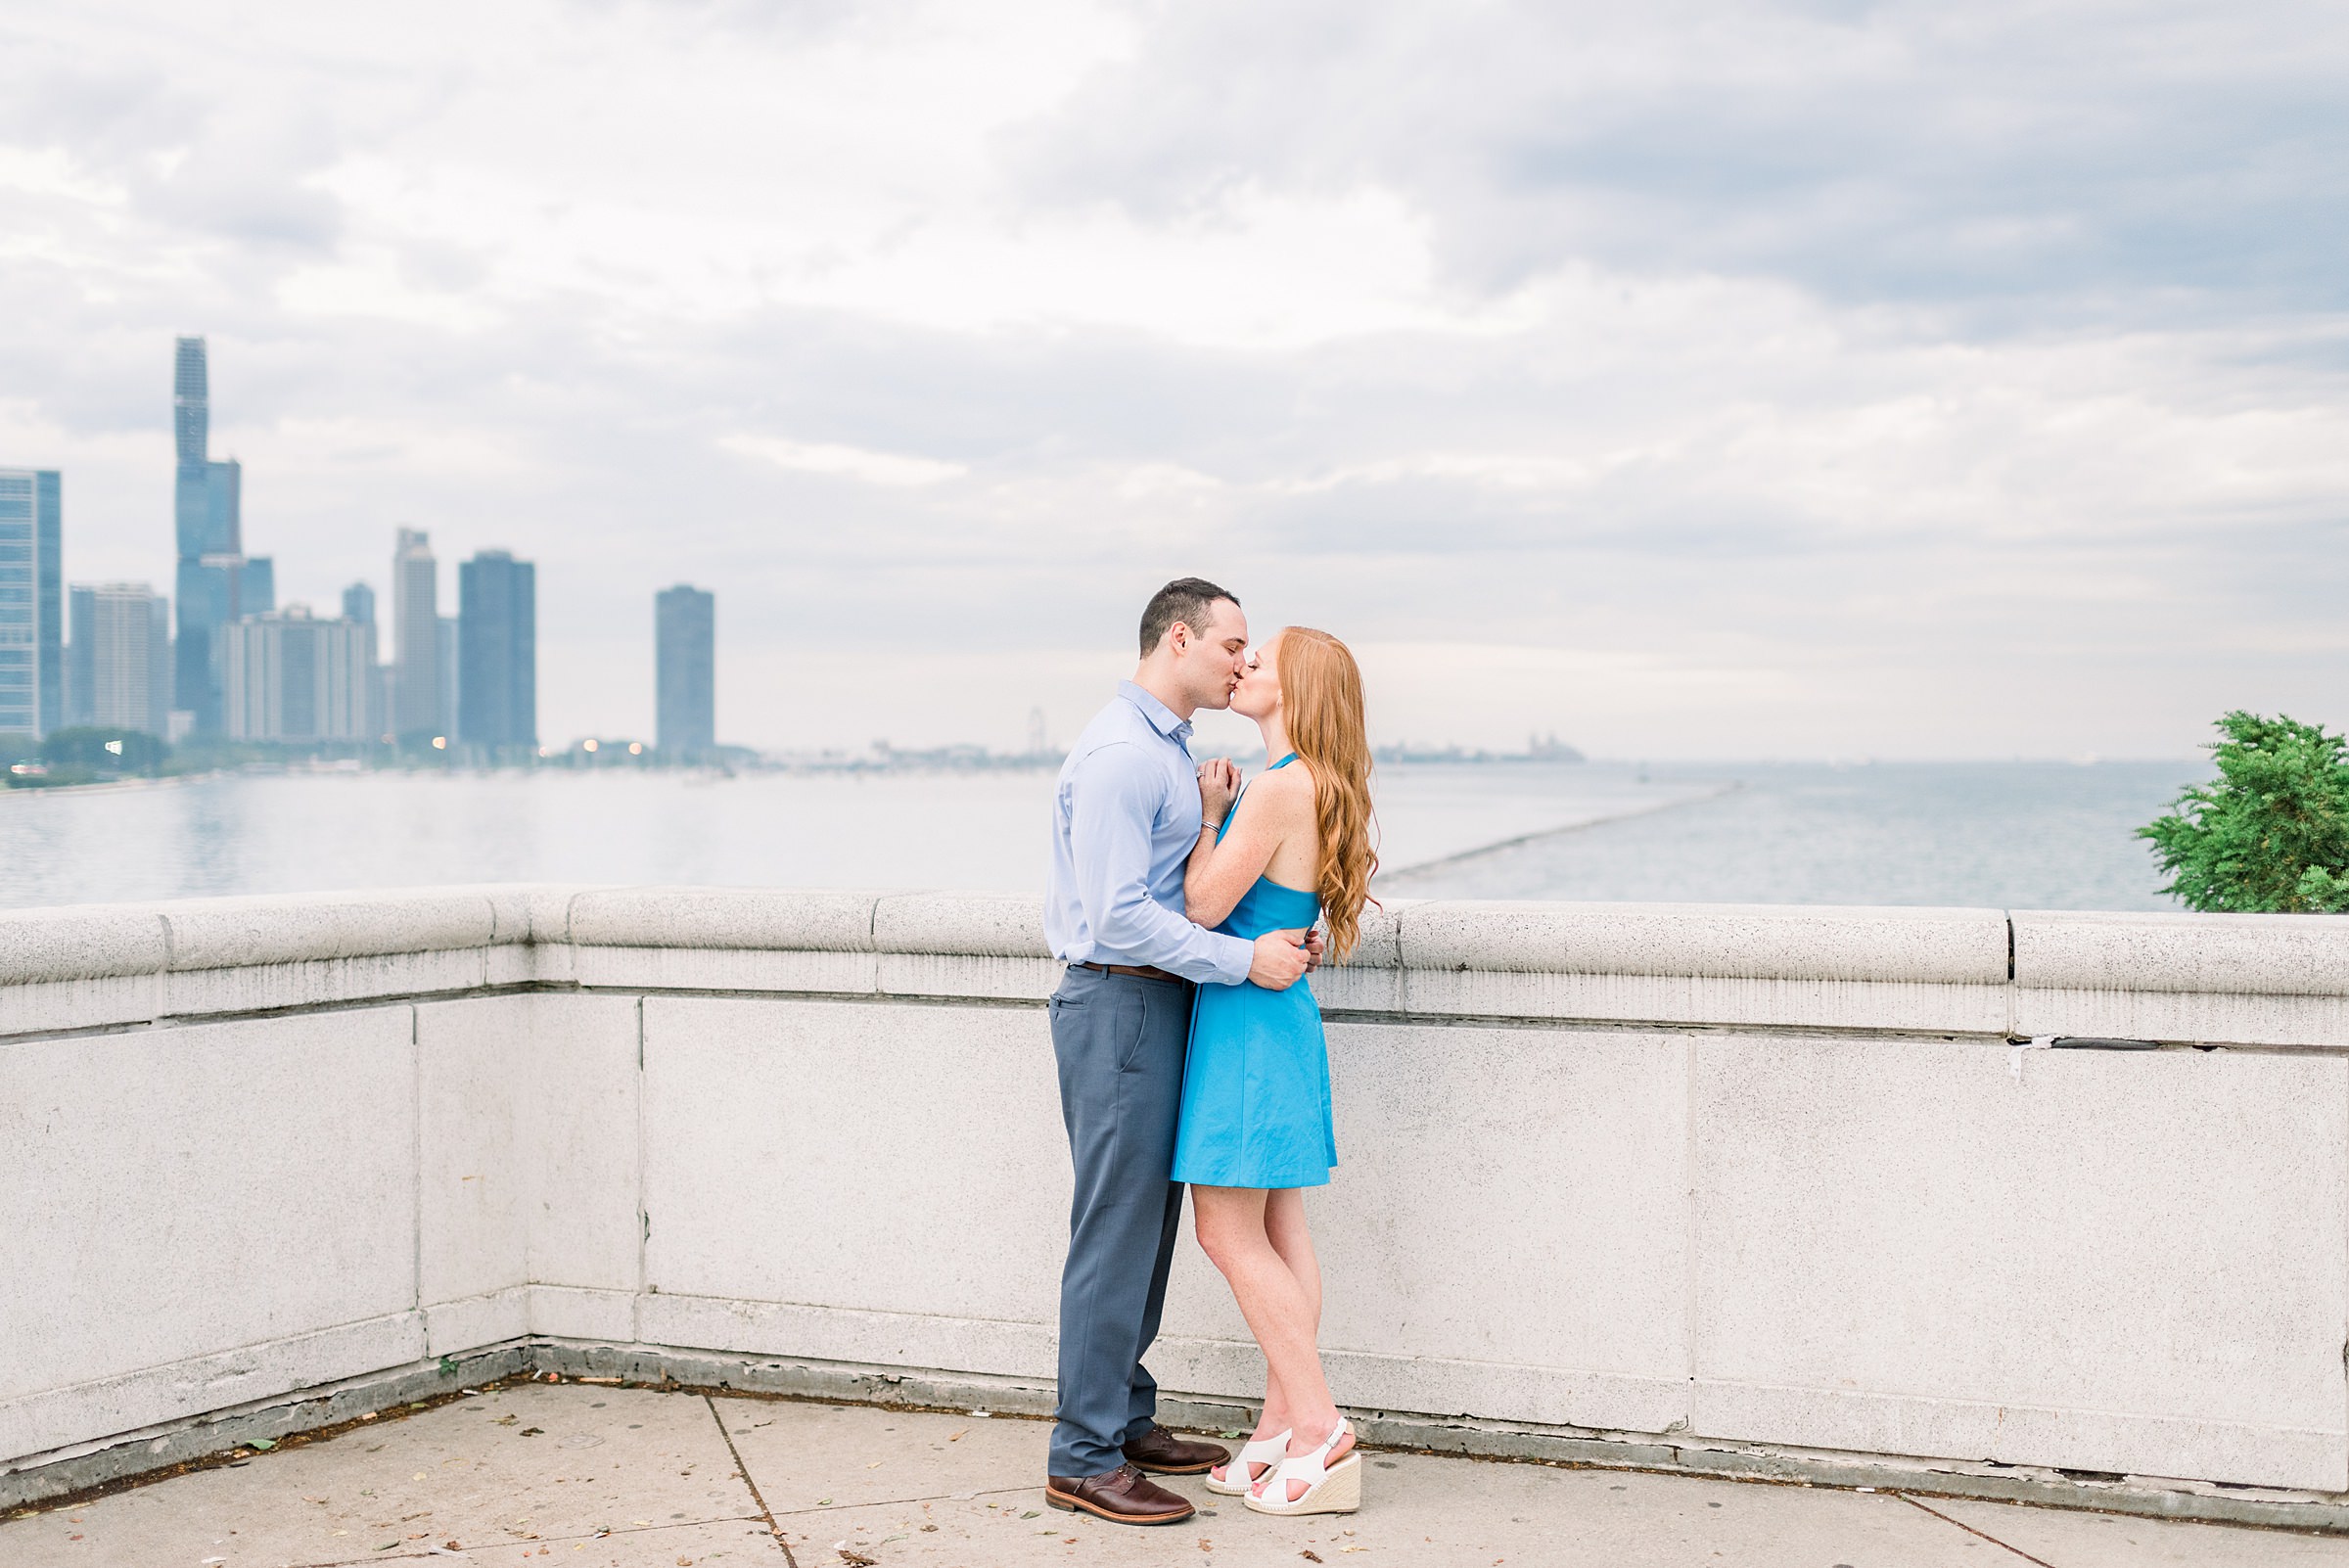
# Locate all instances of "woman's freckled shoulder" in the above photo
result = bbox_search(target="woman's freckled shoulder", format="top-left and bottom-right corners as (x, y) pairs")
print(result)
(1257, 763), (1316, 812)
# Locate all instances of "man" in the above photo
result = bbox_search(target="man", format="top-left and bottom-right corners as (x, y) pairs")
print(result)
(1041, 577), (1315, 1527)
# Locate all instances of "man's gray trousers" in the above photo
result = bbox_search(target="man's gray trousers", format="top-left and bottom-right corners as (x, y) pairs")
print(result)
(1047, 964), (1194, 1478)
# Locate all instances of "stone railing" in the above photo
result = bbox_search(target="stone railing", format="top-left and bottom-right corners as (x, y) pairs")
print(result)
(4, 887), (2348, 1528)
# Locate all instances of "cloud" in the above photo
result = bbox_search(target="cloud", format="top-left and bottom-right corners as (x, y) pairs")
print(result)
(1011, 1), (2349, 318)
(0, 0), (2342, 757)
(718, 433), (968, 486)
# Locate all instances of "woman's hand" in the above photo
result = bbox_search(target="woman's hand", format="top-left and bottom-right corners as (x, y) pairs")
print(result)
(1197, 757), (1241, 826)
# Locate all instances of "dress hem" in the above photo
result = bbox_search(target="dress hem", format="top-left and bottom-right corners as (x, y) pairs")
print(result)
(1171, 1166), (1336, 1191)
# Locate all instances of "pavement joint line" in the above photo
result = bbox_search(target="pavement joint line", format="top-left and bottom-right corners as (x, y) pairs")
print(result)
(705, 1391), (799, 1567)
(271, 1514), (768, 1568)
(1898, 1493), (2060, 1567)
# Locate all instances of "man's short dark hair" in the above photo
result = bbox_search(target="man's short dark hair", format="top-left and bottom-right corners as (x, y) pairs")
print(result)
(1139, 577), (1239, 656)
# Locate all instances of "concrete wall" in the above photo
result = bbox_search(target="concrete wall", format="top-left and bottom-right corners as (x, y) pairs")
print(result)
(5, 888), (2348, 1505)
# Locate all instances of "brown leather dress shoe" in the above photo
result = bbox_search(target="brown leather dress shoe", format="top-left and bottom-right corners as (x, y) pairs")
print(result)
(1123, 1423), (1231, 1476)
(1044, 1462), (1196, 1525)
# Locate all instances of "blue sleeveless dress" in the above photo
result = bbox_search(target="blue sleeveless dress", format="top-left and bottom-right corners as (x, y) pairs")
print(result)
(1172, 755), (1339, 1190)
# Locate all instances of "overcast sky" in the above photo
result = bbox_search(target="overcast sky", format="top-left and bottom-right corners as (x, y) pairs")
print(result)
(3, 0), (2343, 758)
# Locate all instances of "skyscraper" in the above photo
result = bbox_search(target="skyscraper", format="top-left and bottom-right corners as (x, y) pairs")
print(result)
(0, 468), (62, 740)
(67, 583), (171, 736)
(219, 606), (376, 743)
(458, 550), (536, 752)
(342, 581), (376, 642)
(391, 528), (438, 739)
(438, 616), (460, 739)
(241, 555), (275, 617)
(171, 337), (266, 735)
(342, 581), (383, 737)
(655, 584), (714, 759)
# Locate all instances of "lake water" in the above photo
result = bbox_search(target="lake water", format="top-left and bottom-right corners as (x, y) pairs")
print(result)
(0, 760), (2201, 912)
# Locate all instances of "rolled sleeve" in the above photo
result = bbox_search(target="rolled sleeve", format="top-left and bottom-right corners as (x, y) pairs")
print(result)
(1068, 743), (1255, 985)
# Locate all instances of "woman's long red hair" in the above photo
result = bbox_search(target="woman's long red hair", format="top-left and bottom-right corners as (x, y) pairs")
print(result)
(1277, 626), (1379, 960)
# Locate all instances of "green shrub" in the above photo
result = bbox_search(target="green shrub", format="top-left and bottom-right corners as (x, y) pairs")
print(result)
(2140, 712), (2349, 912)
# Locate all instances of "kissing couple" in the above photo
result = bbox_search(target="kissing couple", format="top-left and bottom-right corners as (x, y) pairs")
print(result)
(1041, 576), (1377, 1528)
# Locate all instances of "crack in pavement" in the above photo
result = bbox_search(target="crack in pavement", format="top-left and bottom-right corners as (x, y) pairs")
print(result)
(768, 1483), (1037, 1517)
(705, 1393), (798, 1568)
(1899, 1494), (2061, 1567)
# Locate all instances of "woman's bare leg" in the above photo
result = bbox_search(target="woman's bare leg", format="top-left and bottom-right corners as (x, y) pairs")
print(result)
(1264, 1187), (1322, 1335)
(1212, 1191), (1319, 1486)
(1204, 1184), (1295, 1488)
(1194, 1184), (1352, 1499)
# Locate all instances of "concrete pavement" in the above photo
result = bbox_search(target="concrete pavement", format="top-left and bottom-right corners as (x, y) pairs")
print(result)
(3, 1379), (2343, 1567)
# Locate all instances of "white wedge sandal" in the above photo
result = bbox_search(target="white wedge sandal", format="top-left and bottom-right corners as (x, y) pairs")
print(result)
(1204, 1428), (1291, 1496)
(1243, 1417), (1361, 1516)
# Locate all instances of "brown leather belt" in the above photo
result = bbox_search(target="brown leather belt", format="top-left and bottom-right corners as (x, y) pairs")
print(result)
(1076, 960), (1188, 985)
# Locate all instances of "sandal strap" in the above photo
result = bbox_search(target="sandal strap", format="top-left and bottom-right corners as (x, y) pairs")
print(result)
(1256, 1417), (1353, 1491)
(1220, 1428), (1291, 1475)
(1236, 1429), (1292, 1463)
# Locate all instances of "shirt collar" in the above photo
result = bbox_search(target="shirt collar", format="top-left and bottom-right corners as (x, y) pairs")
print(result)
(1117, 680), (1192, 746)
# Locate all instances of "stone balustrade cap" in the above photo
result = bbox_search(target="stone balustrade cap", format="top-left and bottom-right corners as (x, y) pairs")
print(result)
(432, 883), (603, 947)
(568, 887), (886, 952)
(161, 890), (501, 971)
(1399, 900), (2011, 984)
(2014, 908), (2349, 997)
(11, 888), (2349, 1011)
(0, 904), (172, 986)
(872, 891), (1051, 958)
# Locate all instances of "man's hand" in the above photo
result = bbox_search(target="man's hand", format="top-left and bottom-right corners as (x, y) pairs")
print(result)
(1249, 928), (1311, 991)
(1196, 757), (1241, 825)
(1303, 927), (1326, 972)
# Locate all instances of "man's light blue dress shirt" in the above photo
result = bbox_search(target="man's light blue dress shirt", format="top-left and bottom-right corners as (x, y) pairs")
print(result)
(1046, 681), (1255, 986)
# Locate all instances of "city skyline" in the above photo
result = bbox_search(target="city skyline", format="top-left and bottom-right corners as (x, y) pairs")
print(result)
(2, 311), (2331, 762)
(4, 4), (2344, 760)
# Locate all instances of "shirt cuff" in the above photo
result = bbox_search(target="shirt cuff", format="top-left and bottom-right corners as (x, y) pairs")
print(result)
(1206, 931), (1254, 986)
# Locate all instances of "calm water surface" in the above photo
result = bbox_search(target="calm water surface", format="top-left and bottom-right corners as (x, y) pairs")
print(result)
(0, 760), (2200, 912)
(1385, 761), (2201, 910)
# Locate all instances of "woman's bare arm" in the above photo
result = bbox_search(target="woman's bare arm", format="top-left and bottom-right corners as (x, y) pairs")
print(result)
(1185, 765), (1313, 930)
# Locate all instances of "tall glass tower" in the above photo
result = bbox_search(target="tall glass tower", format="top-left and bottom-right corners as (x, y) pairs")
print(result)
(171, 337), (270, 736)
(0, 468), (62, 739)
(656, 584), (715, 759)
(457, 550), (535, 753)
(392, 529), (440, 739)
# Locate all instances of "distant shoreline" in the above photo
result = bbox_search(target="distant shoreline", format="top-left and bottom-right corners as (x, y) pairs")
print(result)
(0, 771), (206, 801)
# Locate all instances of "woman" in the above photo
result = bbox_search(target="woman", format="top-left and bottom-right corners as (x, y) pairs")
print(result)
(1173, 625), (1378, 1517)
